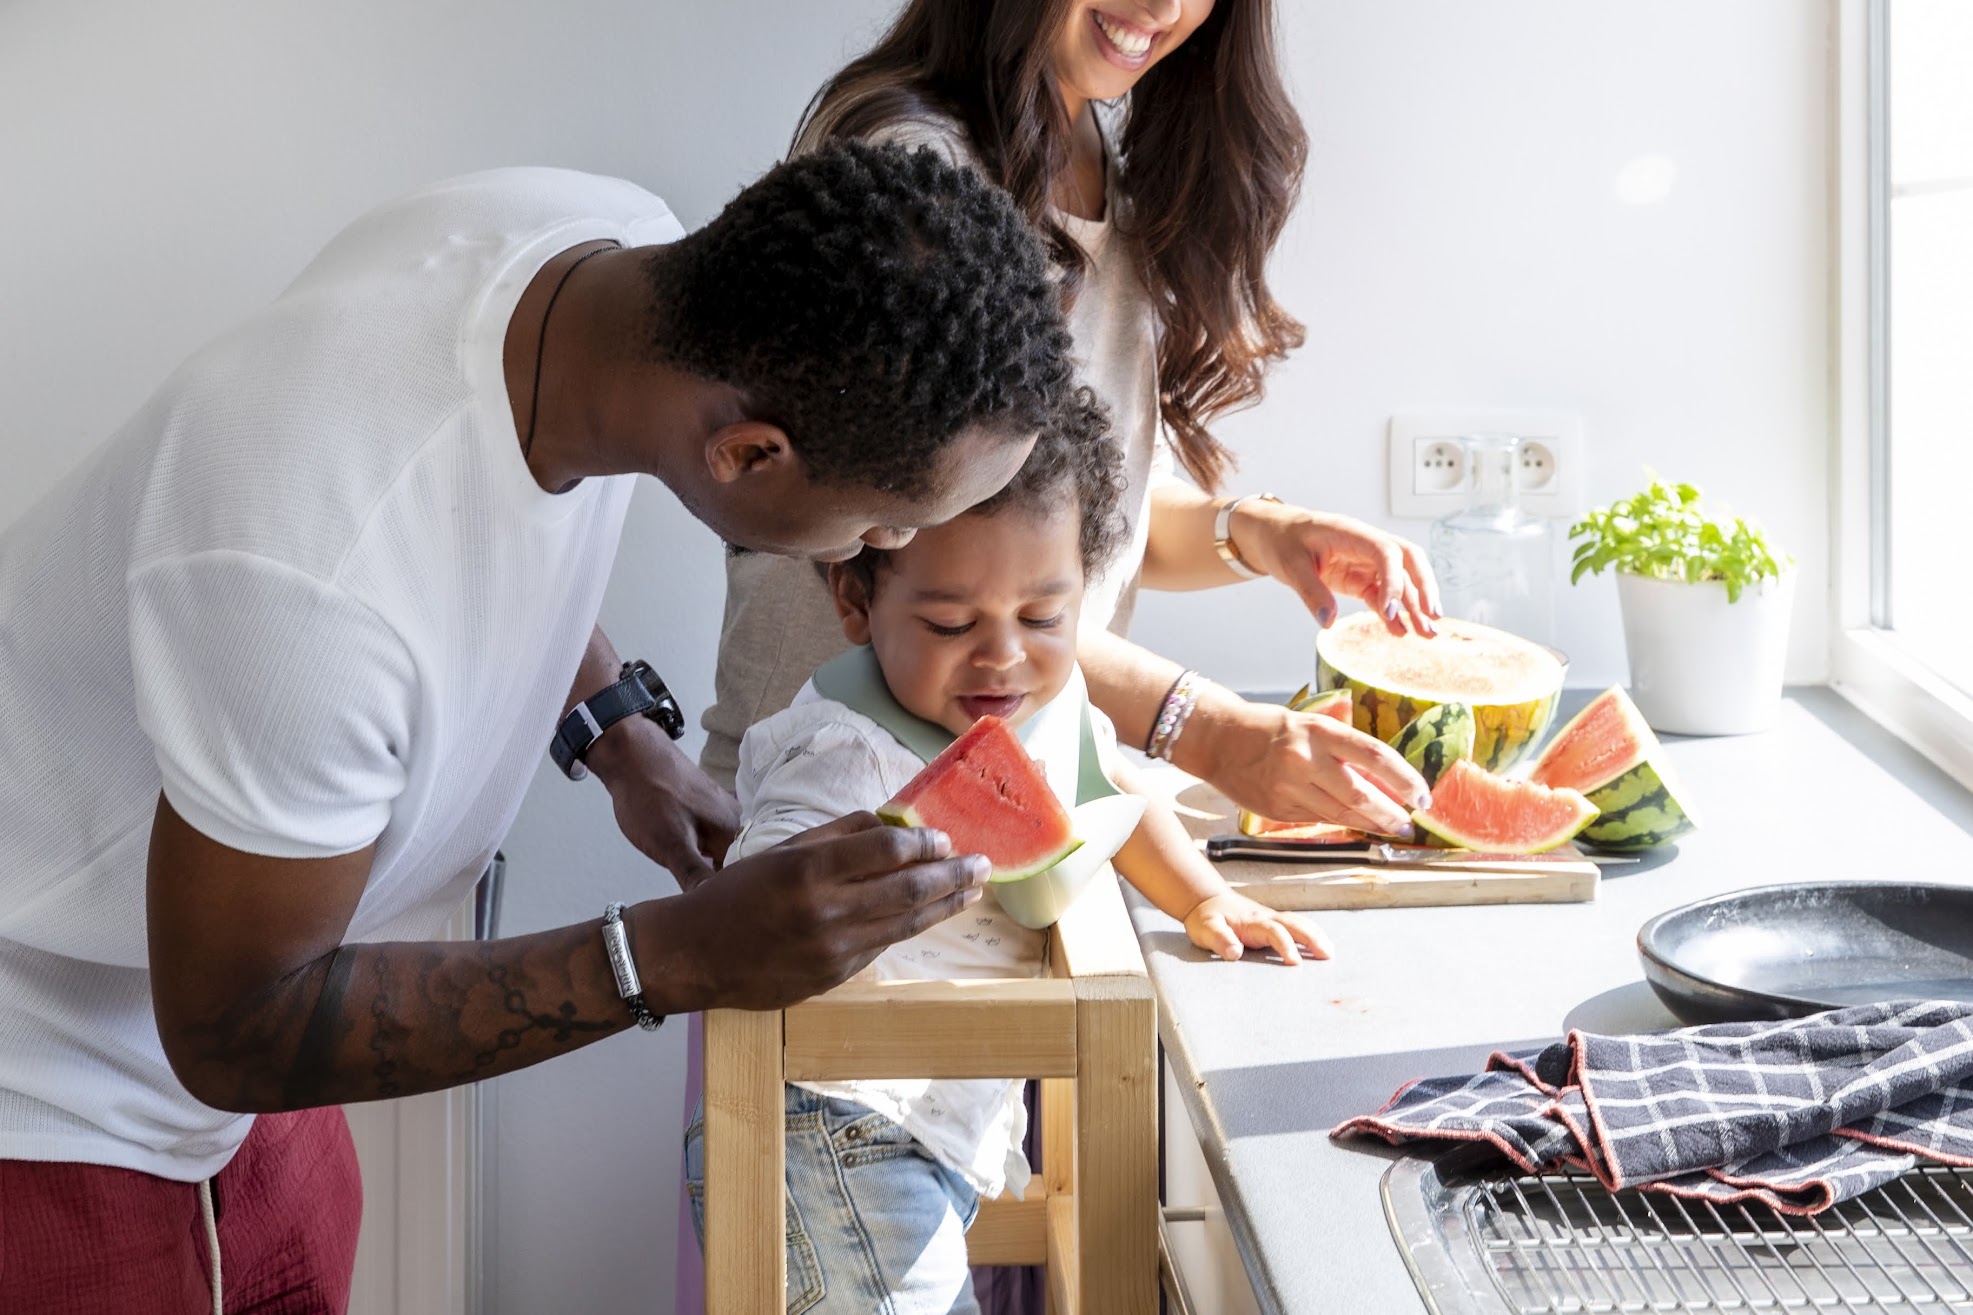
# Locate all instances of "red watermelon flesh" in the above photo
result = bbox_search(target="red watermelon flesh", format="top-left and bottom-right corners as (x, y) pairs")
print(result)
(877, 716), (1080, 880)
(1527, 687), (1698, 851)
(1529, 688), (1650, 791)
(1411, 759), (1597, 854)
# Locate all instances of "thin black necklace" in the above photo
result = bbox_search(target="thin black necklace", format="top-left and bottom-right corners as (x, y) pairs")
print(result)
(522, 243), (619, 462)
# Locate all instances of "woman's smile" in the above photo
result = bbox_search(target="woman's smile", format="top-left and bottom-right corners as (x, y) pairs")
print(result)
(1091, 10), (1158, 67)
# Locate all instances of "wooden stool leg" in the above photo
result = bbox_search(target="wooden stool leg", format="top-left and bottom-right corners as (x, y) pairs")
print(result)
(703, 1008), (785, 1315)
(1041, 1076), (1076, 1315)
(1074, 977), (1157, 1315)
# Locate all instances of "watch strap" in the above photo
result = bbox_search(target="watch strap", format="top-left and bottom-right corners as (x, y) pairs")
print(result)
(550, 661), (685, 780)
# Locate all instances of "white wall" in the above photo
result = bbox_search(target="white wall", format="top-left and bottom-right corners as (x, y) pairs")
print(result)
(1132, 1), (1832, 693)
(0, 2), (1832, 1312)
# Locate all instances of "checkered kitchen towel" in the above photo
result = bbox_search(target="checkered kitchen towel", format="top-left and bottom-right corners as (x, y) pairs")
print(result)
(1333, 1001), (1973, 1214)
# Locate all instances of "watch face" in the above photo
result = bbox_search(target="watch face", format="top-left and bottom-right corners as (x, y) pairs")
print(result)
(625, 661), (687, 740)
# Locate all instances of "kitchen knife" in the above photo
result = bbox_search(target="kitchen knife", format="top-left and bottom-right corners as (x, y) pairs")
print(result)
(1205, 836), (1637, 867)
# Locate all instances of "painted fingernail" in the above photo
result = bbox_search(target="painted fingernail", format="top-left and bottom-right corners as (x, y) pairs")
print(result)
(1415, 791), (1433, 810)
(1384, 598), (1401, 620)
(1317, 606), (1336, 628)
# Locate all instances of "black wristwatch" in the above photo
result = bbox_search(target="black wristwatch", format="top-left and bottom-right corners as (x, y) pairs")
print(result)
(550, 659), (686, 781)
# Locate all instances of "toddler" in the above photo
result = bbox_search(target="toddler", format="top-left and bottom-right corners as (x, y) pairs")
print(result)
(686, 410), (1324, 1314)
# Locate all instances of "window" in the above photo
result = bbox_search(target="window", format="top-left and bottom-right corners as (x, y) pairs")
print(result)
(1883, 1), (1973, 689)
(1832, 0), (1973, 786)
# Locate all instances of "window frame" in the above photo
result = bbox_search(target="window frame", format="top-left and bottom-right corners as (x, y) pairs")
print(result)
(1829, 0), (1973, 791)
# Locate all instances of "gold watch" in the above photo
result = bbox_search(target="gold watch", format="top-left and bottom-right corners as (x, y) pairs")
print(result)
(1213, 493), (1279, 580)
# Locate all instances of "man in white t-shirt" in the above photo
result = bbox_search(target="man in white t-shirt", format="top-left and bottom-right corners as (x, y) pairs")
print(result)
(0, 143), (1079, 1310)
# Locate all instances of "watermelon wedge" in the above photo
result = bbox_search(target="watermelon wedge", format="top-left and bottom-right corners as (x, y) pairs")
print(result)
(1240, 820), (1371, 845)
(877, 716), (1080, 879)
(989, 795), (1145, 930)
(1529, 687), (1699, 851)
(1411, 759), (1597, 854)
(1390, 701), (1476, 789)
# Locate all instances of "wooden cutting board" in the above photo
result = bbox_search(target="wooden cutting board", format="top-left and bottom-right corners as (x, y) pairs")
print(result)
(1154, 776), (1599, 911)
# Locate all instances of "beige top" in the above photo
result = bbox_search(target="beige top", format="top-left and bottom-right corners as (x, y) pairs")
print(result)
(700, 109), (1169, 786)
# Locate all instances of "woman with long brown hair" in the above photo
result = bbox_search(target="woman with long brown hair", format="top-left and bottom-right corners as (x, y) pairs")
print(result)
(702, 0), (1442, 844)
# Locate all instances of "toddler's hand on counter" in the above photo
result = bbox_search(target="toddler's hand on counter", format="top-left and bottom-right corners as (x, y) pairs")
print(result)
(1183, 892), (1332, 965)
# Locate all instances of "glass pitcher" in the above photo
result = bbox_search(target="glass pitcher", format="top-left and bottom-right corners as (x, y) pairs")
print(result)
(1426, 434), (1556, 646)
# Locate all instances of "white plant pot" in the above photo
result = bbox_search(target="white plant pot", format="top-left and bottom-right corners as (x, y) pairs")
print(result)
(1615, 570), (1796, 736)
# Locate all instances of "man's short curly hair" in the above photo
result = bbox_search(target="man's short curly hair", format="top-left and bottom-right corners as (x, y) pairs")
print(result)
(646, 141), (1073, 496)
(835, 385), (1130, 596)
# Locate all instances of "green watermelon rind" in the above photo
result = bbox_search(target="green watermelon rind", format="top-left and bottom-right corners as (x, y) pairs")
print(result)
(1319, 667), (1560, 773)
(1314, 619), (1563, 773)
(876, 803), (1083, 880)
(986, 838), (1085, 883)
(1288, 685), (1352, 717)
(1576, 758), (1697, 852)
(990, 795), (1146, 930)
(1390, 702), (1477, 789)
(1531, 688), (1700, 852)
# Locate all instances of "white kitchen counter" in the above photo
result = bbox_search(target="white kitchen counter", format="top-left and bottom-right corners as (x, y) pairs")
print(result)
(1136, 688), (1973, 1314)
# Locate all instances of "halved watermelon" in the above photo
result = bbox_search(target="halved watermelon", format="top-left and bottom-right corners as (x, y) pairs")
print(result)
(877, 716), (1079, 879)
(1411, 759), (1597, 854)
(1316, 612), (1564, 771)
(1529, 687), (1698, 851)
(1236, 687), (1357, 836)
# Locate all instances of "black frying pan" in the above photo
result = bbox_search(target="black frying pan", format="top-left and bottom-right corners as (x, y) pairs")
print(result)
(1637, 881), (1973, 1025)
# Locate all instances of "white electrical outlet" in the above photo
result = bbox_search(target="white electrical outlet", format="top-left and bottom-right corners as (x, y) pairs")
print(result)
(1386, 413), (1585, 519)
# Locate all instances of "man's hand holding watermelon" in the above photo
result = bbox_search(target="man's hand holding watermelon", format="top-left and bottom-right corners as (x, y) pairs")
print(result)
(636, 813), (991, 1011)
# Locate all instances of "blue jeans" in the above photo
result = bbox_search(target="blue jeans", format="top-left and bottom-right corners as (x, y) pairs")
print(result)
(685, 1087), (982, 1315)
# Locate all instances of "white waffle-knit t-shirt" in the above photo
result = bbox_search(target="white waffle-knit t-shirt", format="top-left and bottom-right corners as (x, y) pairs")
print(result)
(0, 167), (681, 1179)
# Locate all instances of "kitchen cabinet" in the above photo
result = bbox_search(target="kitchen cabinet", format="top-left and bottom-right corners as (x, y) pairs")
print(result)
(1138, 689), (1973, 1313)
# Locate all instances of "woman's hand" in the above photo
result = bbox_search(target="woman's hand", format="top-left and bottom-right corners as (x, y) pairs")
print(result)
(1187, 684), (1430, 835)
(1183, 891), (1332, 964)
(1231, 501), (1441, 636)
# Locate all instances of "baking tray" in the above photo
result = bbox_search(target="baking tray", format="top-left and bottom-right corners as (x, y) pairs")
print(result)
(1636, 881), (1973, 1025)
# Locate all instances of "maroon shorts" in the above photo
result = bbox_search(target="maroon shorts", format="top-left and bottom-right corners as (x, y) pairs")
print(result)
(0, 1105), (362, 1314)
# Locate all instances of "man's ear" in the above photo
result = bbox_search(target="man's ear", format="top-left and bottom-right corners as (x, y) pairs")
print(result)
(704, 420), (794, 484)
(827, 562), (875, 646)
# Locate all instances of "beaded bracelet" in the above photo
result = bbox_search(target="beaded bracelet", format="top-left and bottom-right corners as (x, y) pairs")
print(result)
(1145, 668), (1202, 762)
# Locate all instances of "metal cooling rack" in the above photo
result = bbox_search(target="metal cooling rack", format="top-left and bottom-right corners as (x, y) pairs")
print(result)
(1383, 1153), (1973, 1313)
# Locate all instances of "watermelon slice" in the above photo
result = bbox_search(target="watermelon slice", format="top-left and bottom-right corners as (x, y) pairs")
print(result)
(990, 794), (1145, 930)
(877, 716), (1080, 879)
(1390, 701), (1476, 789)
(1529, 687), (1699, 851)
(1411, 759), (1597, 854)
(1240, 820), (1370, 845)
(1316, 612), (1565, 771)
